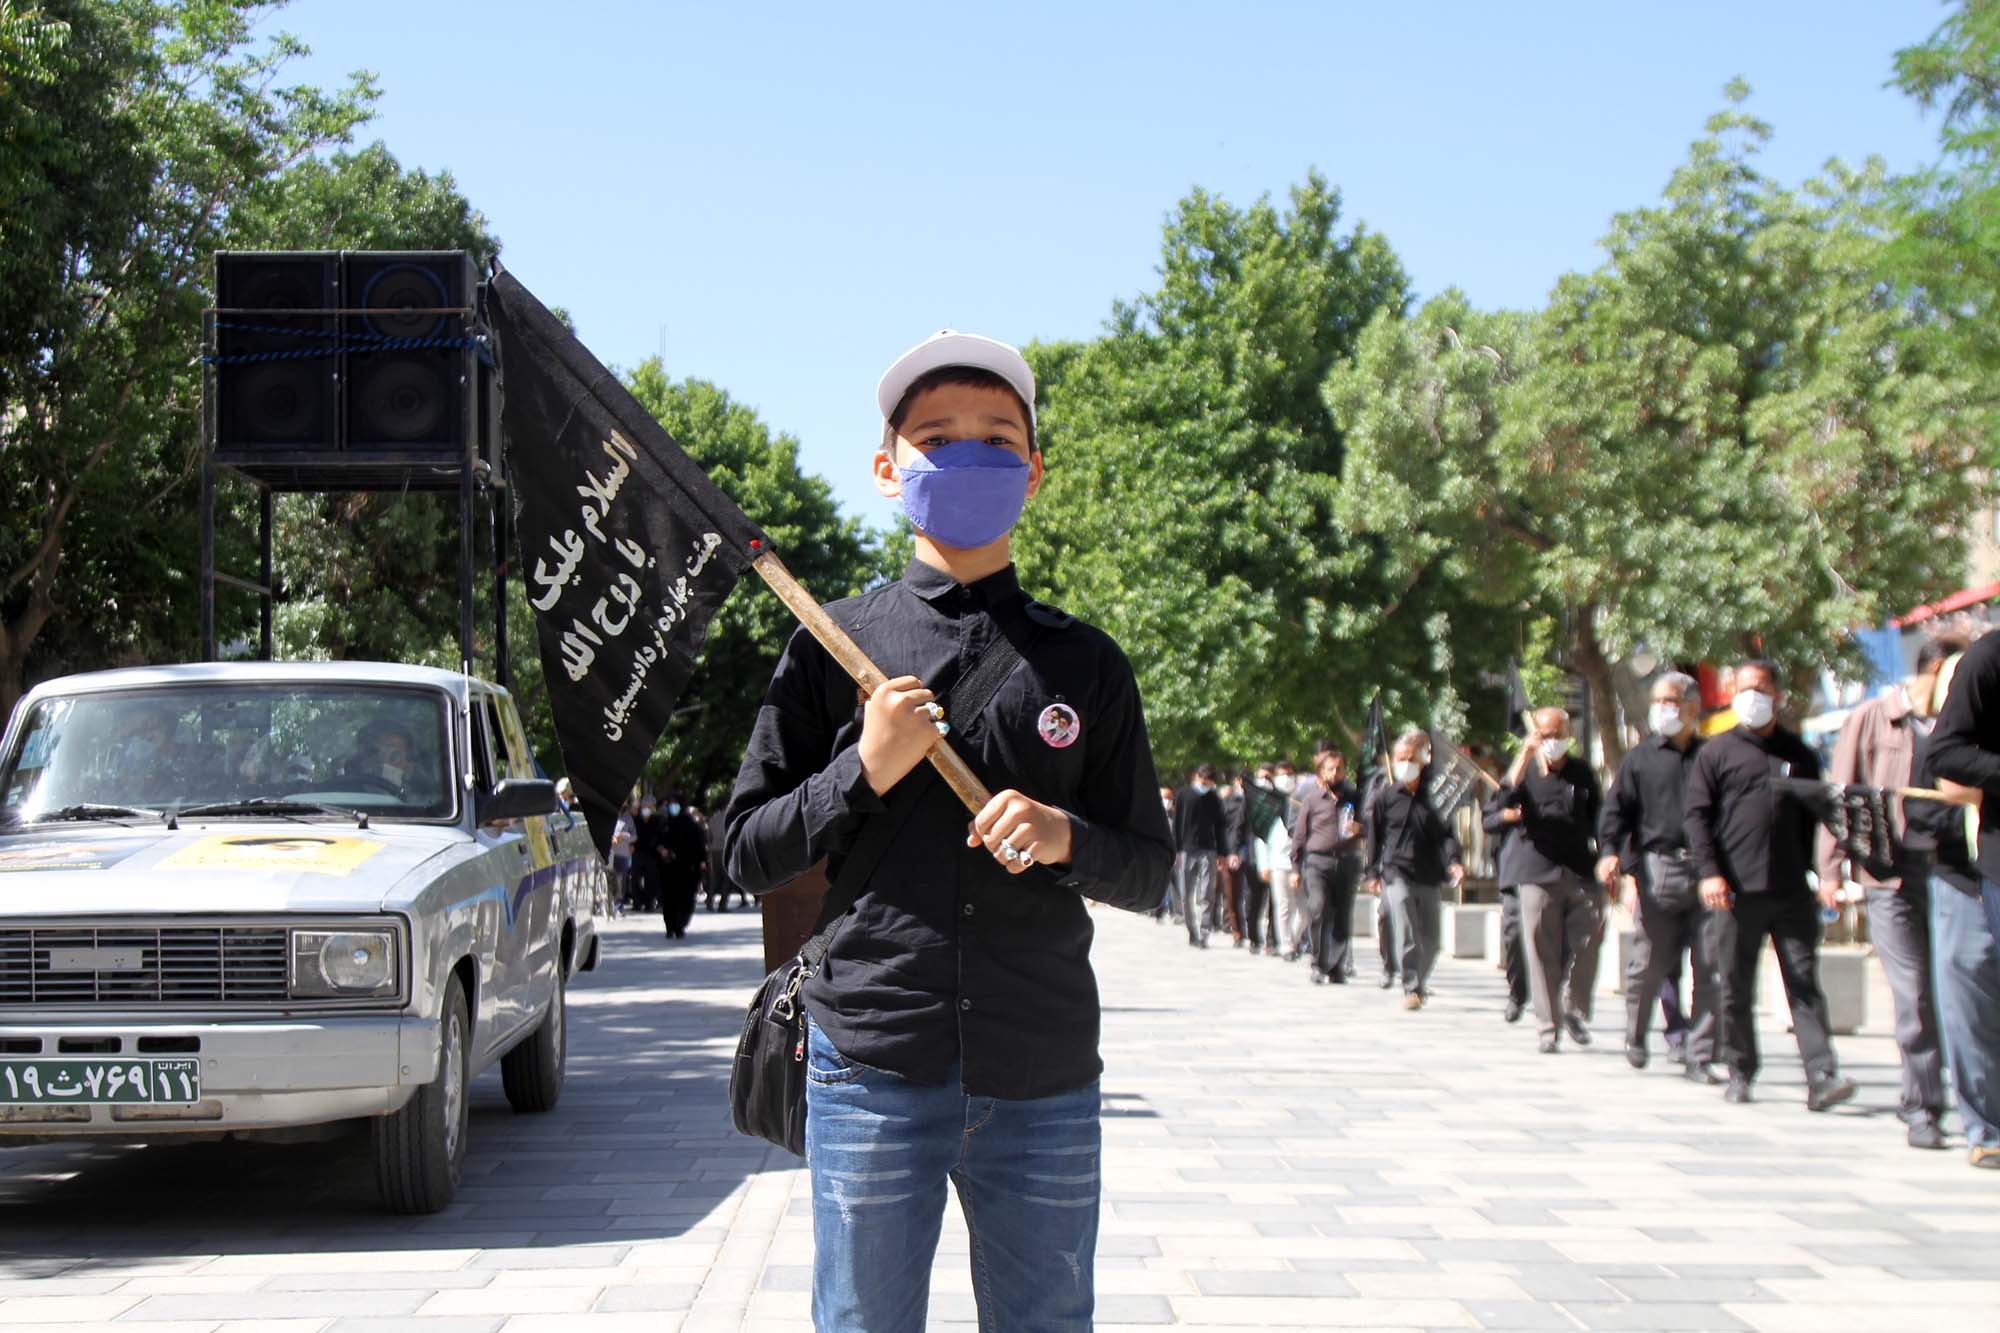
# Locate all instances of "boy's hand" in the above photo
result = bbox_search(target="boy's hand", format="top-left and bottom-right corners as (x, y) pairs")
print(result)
(857, 675), (942, 796)
(968, 789), (1073, 873)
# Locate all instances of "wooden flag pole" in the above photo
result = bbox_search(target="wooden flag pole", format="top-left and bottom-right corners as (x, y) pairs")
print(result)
(751, 550), (994, 816)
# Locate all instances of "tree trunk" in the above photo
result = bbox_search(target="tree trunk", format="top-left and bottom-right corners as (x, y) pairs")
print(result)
(0, 653), (23, 726)
(1570, 605), (1626, 778)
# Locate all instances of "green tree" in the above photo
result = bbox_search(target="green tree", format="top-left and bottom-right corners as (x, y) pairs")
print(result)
(0, 0), (375, 716)
(1017, 174), (1438, 776)
(1335, 94), (1987, 771)
(1889, 0), (2000, 386)
(622, 362), (877, 806)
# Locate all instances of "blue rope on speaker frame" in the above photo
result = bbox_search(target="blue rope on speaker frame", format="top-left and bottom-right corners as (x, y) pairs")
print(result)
(202, 332), (483, 366)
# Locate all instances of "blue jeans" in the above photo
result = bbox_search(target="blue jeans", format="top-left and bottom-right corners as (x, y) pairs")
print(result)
(804, 1017), (1100, 1332)
(1932, 876), (2000, 1149)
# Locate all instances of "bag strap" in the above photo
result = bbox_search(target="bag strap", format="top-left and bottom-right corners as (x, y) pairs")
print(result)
(797, 626), (1035, 972)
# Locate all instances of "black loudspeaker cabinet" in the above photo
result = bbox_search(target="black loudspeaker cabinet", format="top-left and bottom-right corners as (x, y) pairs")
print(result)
(343, 251), (477, 452)
(214, 252), (341, 451)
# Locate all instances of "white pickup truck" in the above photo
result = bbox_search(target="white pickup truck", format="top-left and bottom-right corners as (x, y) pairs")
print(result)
(0, 661), (605, 1213)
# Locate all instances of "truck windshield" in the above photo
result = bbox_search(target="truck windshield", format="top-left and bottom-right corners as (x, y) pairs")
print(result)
(0, 684), (456, 824)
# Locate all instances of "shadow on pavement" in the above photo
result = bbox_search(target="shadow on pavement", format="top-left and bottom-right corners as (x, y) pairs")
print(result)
(0, 912), (787, 1266)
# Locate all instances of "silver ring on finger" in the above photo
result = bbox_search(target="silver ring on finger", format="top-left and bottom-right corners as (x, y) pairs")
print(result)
(999, 839), (1021, 863)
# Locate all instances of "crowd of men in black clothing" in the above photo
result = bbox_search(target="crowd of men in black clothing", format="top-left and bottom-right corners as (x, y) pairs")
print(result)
(1160, 734), (1465, 1010)
(1158, 651), (2000, 1168)
(609, 792), (744, 939)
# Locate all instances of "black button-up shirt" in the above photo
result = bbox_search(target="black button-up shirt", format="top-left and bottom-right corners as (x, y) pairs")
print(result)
(1497, 758), (1601, 884)
(1598, 732), (1704, 876)
(1928, 632), (2000, 884)
(1684, 724), (1821, 896)
(1362, 778), (1462, 885)
(1172, 784), (1223, 852)
(719, 559), (1173, 1100)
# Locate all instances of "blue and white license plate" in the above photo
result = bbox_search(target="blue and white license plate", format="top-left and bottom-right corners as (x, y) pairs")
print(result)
(0, 1058), (201, 1105)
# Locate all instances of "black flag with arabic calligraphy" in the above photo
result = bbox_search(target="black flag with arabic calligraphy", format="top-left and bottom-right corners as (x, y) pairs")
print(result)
(486, 266), (767, 856)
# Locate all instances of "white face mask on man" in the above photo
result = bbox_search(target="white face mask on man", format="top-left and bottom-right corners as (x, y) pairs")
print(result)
(1273, 774), (1296, 794)
(1538, 736), (1571, 766)
(1390, 759), (1423, 785)
(1733, 688), (1776, 730)
(1649, 702), (1684, 736)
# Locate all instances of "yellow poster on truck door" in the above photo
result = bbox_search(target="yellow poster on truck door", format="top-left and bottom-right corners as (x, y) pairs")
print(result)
(495, 699), (553, 871)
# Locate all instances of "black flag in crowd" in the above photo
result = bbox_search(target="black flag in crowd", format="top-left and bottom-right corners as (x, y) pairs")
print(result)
(1778, 779), (1900, 881)
(486, 266), (768, 855)
(1425, 729), (1485, 822)
(1362, 693), (1386, 772)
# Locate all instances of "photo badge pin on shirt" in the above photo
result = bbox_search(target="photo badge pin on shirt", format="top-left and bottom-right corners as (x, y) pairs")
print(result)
(1037, 702), (1080, 749)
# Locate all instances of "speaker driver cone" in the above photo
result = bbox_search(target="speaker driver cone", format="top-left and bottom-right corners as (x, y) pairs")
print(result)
(362, 264), (448, 341)
(352, 357), (446, 443)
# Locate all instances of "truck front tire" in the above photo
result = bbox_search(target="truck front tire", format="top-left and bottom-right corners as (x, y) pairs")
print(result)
(501, 967), (565, 1113)
(373, 974), (470, 1214)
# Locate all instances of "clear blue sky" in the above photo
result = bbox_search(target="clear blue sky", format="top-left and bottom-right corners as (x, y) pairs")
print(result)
(277, 0), (1950, 527)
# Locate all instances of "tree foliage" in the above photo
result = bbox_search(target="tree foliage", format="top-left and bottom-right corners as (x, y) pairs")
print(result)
(1017, 175), (1468, 774)
(623, 362), (877, 806)
(0, 0), (376, 715)
(1336, 94), (1987, 769)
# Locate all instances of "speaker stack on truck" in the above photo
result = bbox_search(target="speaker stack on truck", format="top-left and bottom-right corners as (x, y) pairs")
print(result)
(200, 250), (508, 674)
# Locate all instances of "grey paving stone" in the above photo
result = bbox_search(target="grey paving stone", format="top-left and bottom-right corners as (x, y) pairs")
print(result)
(595, 1284), (702, 1312)
(1560, 1303), (1751, 1331)
(324, 1312), (504, 1320)
(1463, 1301), (1588, 1330)
(1192, 1271), (1358, 1297)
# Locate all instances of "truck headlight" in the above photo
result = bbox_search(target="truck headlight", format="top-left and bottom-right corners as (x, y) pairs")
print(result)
(291, 928), (399, 998)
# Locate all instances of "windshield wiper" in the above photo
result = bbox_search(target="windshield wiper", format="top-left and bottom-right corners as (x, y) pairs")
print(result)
(27, 803), (165, 826)
(174, 797), (370, 829)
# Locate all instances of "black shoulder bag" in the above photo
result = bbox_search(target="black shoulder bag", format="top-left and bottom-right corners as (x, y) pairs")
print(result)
(729, 631), (1030, 1156)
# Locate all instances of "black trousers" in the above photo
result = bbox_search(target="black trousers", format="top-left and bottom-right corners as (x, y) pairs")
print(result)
(1714, 890), (1838, 1084)
(1242, 870), (1270, 949)
(1498, 886), (1528, 1005)
(1300, 853), (1359, 979)
(1625, 853), (1718, 1063)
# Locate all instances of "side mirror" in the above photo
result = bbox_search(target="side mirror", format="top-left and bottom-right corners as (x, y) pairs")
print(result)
(478, 778), (559, 824)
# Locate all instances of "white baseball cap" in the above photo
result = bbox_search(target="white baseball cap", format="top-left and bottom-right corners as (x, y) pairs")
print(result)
(876, 330), (1037, 433)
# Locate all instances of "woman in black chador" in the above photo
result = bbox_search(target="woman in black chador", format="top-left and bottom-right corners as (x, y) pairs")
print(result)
(658, 794), (706, 940)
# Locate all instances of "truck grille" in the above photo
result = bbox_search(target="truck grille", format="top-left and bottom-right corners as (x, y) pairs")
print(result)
(0, 926), (290, 1005)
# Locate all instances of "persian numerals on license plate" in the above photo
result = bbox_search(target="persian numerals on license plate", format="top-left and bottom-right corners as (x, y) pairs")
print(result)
(0, 1058), (201, 1105)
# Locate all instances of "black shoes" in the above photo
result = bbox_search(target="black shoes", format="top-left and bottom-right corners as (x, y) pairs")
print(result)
(1724, 1075), (1753, 1104)
(1806, 1074), (1858, 1113)
(1564, 1015), (1593, 1047)
(1538, 1035), (1559, 1054)
(1311, 969), (1325, 985)
(1908, 1116), (1946, 1150)
(1503, 998), (1524, 1024)
(1625, 1044), (1648, 1070)
(1378, 974), (1395, 990)
(1685, 1062), (1724, 1086)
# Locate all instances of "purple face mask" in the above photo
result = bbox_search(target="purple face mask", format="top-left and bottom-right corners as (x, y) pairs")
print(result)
(895, 439), (1031, 550)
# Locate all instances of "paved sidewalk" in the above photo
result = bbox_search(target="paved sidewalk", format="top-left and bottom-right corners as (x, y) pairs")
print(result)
(1, 905), (1995, 1332)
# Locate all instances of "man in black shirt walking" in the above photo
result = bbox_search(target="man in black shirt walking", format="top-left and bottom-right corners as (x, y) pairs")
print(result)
(1173, 763), (1225, 948)
(1498, 708), (1604, 1054)
(721, 331), (1173, 1331)
(1363, 730), (1466, 1008)
(1598, 671), (1718, 1080)
(1685, 659), (1855, 1111)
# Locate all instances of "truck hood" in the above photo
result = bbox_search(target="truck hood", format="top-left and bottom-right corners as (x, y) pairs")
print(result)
(0, 822), (464, 916)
